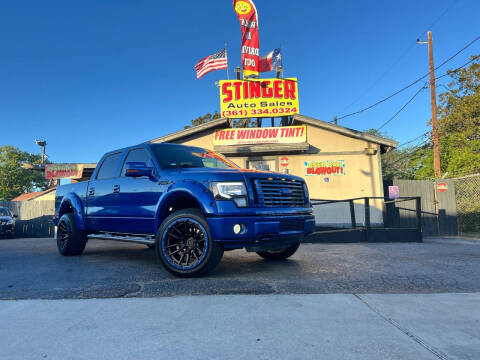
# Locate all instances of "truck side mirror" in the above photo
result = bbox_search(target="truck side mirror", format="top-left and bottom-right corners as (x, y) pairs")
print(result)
(125, 162), (154, 178)
(13, 214), (18, 219)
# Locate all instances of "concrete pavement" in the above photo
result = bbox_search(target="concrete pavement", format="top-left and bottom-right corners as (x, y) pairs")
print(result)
(1, 293), (479, 360)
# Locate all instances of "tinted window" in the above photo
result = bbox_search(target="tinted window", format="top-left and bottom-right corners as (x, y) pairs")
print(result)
(0, 208), (11, 216)
(96, 153), (123, 179)
(152, 144), (238, 169)
(121, 149), (153, 176)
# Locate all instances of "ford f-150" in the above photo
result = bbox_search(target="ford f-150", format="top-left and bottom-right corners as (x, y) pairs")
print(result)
(54, 143), (315, 276)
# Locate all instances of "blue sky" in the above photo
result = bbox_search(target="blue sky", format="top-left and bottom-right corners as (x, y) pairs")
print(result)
(1, 0), (479, 163)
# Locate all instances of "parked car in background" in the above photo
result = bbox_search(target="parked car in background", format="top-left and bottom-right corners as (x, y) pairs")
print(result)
(0, 207), (16, 238)
(54, 143), (315, 276)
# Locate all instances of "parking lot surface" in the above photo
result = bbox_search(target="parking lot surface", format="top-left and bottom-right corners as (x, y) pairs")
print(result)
(1, 237), (480, 299)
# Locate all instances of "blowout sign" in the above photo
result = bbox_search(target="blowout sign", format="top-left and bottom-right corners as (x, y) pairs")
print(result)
(213, 125), (306, 146)
(305, 160), (346, 176)
(45, 164), (84, 179)
(233, 0), (260, 79)
(219, 78), (299, 118)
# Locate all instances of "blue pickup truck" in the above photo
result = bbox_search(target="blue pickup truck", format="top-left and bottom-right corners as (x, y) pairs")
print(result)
(54, 143), (315, 276)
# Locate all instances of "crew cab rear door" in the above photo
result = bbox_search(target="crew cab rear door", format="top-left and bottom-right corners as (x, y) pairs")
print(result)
(85, 151), (124, 232)
(114, 147), (160, 235)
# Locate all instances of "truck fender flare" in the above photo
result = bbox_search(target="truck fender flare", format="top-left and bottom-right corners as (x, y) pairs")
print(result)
(155, 182), (217, 230)
(58, 192), (86, 230)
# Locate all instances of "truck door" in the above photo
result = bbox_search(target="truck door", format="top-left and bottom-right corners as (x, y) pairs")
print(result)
(114, 148), (160, 235)
(86, 152), (124, 233)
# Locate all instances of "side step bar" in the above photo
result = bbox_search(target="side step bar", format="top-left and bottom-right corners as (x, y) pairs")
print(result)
(87, 233), (155, 245)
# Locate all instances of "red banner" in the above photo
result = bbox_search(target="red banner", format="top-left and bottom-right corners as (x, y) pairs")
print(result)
(45, 164), (84, 179)
(233, 0), (259, 79)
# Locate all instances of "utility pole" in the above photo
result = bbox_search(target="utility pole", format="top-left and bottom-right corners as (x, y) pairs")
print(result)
(428, 31), (441, 178)
(418, 31), (441, 177)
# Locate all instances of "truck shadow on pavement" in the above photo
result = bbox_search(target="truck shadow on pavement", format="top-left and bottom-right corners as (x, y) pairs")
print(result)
(81, 242), (303, 279)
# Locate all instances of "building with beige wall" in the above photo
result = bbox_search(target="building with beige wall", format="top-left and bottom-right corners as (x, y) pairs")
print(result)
(148, 114), (397, 226)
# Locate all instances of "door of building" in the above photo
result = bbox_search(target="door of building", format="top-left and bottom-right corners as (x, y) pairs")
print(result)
(247, 159), (277, 172)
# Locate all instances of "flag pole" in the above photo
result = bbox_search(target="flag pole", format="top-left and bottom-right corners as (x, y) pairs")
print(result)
(225, 42), (230, 80)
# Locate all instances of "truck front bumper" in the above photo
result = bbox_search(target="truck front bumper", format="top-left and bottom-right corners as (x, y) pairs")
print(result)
(0, 223), (14, 236)
(207, 213), (315, 251)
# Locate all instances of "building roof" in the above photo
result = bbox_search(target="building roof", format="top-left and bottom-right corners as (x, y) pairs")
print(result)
(11, 187), (56, 202)
(146, 114), (398, 151)
(292, 114), (398, 149)
(147, 117), (231, 144)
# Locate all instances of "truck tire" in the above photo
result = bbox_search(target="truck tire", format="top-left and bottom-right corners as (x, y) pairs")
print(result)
(56, 213), (87, 256)
(156, 209), (223, 277)
(256, 241), (300, 260)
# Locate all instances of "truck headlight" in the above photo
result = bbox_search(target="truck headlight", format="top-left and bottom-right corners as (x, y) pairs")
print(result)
(210, 182), (248, 207)
(6, 219), (13, 225)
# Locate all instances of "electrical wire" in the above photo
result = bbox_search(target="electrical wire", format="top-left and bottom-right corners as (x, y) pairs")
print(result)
(339, 0), (459, 113)
(376, 84), (427, 131)
(383, 139), (430, 168)
(337, 35), (480, 120)
(373, 55), (479, 131)
(397, 132), (430, 148)
(435, 55), (480, 81)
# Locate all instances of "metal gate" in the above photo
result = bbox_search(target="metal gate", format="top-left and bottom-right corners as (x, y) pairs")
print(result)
(384, 179), (458, 236)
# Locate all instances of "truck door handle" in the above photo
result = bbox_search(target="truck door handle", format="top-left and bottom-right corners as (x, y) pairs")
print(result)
(88, 187), (95, 196)
(113, 185), (120, 194)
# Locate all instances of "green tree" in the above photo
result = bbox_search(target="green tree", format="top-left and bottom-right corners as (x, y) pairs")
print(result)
(0, 146), (50, 200)
(373, 55), (480, 180)
(184, 111), (221, 129)
(435, 54), (480, 177)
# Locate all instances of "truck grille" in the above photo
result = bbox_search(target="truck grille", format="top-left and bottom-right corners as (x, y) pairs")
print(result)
(253, 178), (306, 207)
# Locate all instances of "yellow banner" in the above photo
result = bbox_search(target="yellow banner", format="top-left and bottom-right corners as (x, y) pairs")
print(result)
(219, 78), (299, 119)
(213, 125), (306, 146)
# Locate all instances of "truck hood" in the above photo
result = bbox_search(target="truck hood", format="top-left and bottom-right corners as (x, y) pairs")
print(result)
(177, 167), (305, 183)
(0, 216), (13, 221)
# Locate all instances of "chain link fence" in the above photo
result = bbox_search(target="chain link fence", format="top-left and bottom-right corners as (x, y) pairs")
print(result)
(454, 174), (480, 236)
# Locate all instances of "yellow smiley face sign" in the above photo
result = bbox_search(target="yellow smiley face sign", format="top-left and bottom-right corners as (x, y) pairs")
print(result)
(235, 1), (252, 15)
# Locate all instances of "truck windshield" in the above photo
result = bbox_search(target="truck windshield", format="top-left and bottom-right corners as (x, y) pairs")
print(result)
(152, 144), (238, 169)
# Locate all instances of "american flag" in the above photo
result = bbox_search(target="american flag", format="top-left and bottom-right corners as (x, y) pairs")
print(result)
(195, 48), (228, 79)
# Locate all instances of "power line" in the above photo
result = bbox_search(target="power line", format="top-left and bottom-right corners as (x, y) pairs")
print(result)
(435, 55), (480, 81)
(376, 84), (427, 131)
(384, 139), (430, 167)
(340, 0), (459, 113)
(397, 131), (430, 148)
(363, 54), (479, 130)
(337, 35), (480, 120)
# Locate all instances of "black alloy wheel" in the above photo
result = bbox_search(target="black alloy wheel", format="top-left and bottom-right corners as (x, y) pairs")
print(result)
(156, 209), (224, 277)
(56, 213), (87, 256)
(57, 221), (69, 250)
(163, 218), (208, 268)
